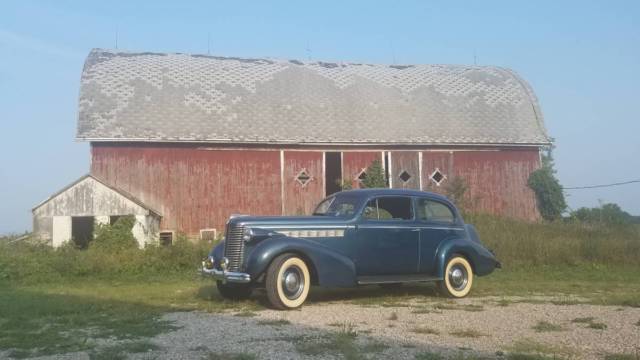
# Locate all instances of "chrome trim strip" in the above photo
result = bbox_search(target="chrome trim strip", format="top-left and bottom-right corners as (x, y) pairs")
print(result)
(358, 225), (464, 231)
(248, 225), (353, 229)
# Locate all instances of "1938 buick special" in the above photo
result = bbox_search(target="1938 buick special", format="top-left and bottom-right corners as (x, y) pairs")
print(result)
(202, 189), (500, 310)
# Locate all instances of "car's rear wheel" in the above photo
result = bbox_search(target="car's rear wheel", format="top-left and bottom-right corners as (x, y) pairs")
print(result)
(216, 281), (253, 300)
(438, 255), (473, 298)
(265, 253), (311, 310)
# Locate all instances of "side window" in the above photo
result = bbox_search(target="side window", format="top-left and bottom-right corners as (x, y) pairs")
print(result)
(363, 197), (413, 221)
(417, 199), (455, 224)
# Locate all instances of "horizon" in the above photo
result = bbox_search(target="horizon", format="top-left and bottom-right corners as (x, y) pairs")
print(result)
(1, 0), (639, 234)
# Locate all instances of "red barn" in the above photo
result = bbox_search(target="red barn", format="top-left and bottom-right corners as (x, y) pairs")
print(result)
(34, 49), (550, 246)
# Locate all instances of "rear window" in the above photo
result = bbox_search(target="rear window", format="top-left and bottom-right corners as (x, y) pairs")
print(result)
(416, 199), (455, 224)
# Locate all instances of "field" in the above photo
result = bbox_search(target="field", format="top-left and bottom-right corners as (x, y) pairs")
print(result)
(0, 215), (639, 359)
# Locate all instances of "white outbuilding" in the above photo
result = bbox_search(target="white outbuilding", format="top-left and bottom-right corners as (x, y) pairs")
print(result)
(32, 174), (161, 248)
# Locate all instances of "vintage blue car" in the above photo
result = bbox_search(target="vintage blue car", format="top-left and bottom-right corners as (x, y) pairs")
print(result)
(202, 189), (500, 309)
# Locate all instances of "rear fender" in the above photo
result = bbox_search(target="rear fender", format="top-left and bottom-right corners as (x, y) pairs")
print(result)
(435, 238), (498, 278)
(245, 236), (357, 287)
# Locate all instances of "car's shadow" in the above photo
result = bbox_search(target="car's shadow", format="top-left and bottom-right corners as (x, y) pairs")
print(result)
(197, 282), (442, 310)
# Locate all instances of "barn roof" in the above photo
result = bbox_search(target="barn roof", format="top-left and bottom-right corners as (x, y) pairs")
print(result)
(77, 48), (550, 146)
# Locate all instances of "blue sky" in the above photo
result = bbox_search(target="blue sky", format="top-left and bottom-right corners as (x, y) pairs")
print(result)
(1, 1), (639, 234)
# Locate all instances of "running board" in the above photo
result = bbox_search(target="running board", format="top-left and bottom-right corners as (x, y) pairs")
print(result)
(357, 274), (442, 285)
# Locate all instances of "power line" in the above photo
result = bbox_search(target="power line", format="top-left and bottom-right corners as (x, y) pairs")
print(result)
(563, 179), (640, 190)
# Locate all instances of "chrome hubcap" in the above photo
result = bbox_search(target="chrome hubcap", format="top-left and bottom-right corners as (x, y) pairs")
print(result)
(281, 266), (305, 300)
(448, 265), (468, 291)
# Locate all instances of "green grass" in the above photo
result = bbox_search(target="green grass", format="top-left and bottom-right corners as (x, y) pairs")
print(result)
(205, 351), (257, 360)
(415, 351), (445, 360)
(571, 316), (595, 323)
(467, 213), (640, 266)
(411, 326), (440, 335)
(587, 321), (607, 330)
(89, 340), (161, 360)
(0, 279), (260, 357)
(532, 321), (563, 332)
(257, 319), (291, 326)
(505, 338), (575, 358)
(571, 316), (608, 330)
(449, 329), (485, 338)
(603, 354), (640, 360)
(294, 324), (387, 360)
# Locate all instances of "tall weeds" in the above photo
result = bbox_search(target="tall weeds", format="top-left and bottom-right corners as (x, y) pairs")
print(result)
(466, 213), (640, 266)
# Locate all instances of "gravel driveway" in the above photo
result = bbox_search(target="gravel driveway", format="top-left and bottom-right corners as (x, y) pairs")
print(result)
(143, 295), (638, 359)
(23, 294), (640, 359)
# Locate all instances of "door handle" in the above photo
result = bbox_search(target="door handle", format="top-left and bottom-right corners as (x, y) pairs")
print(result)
(411, 228), (420, 232)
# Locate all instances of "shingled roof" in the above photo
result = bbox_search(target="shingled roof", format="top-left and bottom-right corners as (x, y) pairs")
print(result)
(77, 48), (550, 146)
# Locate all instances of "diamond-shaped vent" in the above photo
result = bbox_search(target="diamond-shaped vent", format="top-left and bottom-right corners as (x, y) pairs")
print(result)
(399, 170), (412, 183)
(430, 169), (445, 186)
(296, 169), (312, 186)
(357, 170), (367, 181)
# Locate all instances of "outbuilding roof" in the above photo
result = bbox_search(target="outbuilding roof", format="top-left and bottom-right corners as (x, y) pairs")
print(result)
(77, 48), (550, 146)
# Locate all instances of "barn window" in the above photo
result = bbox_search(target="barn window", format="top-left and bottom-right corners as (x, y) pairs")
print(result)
(295, 169), (312, 186)
(200, 228), (217, 242)
(430, 168), (446, 186)
(399, 170), (412, 183)
(159, 231), (174, 246)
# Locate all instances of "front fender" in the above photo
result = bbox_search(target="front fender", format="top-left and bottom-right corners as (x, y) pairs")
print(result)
(435, 238), (499, 278)
(245, 236), (357, 287)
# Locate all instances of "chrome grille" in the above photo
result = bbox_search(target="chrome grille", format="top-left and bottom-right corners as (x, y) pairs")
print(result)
(224, 224), (245, 271)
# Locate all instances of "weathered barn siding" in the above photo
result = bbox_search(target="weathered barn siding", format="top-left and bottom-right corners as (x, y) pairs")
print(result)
(89, 144), (541, 237)
(450, 149), (541, 220)
(282, 151), (324, 215)
(32, 175), (160, 247)
(91, 144), (282, 235)
(342, 151), (382, 189)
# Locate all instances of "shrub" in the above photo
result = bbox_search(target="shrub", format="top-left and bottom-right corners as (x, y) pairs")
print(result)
(527, 146), (567, 221)
(361, 159), (387, 188)
(91, 216), (139, 253)
(0, 234), (213, 284)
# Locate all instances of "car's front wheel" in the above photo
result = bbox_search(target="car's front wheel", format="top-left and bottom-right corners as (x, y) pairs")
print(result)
(265, 253), (311, 310)
(216, 281), (253, 300)
(438, 255), (474, 298)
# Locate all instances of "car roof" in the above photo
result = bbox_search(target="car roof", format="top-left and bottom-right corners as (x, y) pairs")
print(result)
(336, 188), (450, 202)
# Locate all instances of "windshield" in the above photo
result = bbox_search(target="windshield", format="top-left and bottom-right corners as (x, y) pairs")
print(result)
(313, 194), (363, 217)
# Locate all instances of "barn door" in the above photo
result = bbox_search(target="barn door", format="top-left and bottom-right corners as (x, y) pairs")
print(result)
(389, 151), (420, 189)
(282, 151), (324, 215)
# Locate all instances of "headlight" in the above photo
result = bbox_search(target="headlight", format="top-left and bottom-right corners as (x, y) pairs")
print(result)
(203, 256), (214, 269)
(242, 227), (254, 242)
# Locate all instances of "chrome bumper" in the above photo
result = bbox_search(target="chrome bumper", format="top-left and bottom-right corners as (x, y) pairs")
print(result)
(201, 262), (251, 283)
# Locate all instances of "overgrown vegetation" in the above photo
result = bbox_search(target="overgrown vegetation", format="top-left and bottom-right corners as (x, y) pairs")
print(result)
(466, 213), (640, 266)
(0, 218), (211, 284)
(527, 145), (567, 221)
(360, 159), (388, 188)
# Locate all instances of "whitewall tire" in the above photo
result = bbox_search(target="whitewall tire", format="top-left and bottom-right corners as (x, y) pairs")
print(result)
(439, 255), (474, 298)
(265, 254), (311, 310)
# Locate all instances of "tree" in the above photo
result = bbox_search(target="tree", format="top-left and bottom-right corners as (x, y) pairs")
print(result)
(571, 203), (633, 225)
(527, 143), (567, 221)
(361, 159), (388, 188)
